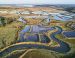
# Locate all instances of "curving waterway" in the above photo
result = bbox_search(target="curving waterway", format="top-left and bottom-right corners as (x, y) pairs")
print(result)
(0, 26), (70, 57)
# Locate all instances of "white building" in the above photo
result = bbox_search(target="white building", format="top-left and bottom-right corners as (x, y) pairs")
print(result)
(32, 11), (43, 15)
(49, 13), (60, 15)
(21, 11), (31, 14)
(0, 11), (8, 14)
(18, 17), (27, 23)
(9, 10), (18, 14)
(32, 11), (49, 15)
(42, 11), (49, 15)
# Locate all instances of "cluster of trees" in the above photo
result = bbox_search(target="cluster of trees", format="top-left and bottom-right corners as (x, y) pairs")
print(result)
(0, 16), (14, 27)
(65, 7), (75, 13)
(0, 17), (6, 26)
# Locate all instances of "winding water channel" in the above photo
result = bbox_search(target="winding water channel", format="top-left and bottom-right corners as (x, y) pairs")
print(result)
(0, 26), (70, 57)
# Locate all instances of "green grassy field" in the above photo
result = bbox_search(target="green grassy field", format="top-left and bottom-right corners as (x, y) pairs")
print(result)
(0, 22), (24, 50)
(0, 19), (75, 58)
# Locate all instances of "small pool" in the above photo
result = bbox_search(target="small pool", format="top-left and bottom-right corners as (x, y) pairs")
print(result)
(63, 31), (75, 37)
(52, 14), (72, 21)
